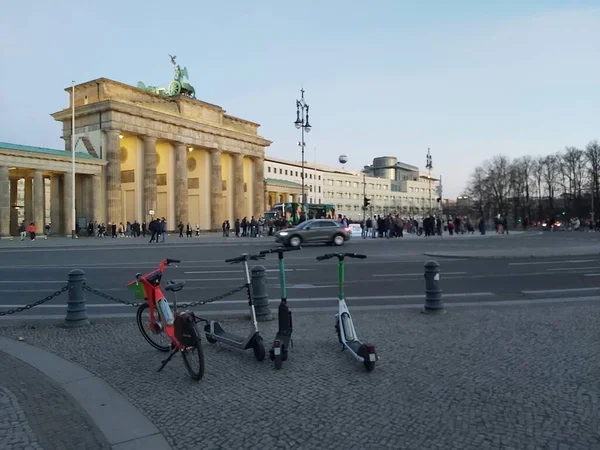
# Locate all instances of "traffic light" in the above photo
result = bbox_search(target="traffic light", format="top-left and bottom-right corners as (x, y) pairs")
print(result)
(562, 211), (566, 215)
(363, 197), (371, 208)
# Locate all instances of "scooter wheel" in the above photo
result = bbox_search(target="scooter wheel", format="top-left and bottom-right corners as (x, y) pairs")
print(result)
(205, 334), (217, 344)
(253, 336), (266, 362)
(269, 349), (275, 361)
(364, 360), (375, 372)
(274, 355), (282, 370)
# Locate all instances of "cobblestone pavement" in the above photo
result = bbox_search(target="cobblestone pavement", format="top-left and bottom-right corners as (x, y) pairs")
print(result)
(1, 302), (599, 450)
(0, 351), (110, 450)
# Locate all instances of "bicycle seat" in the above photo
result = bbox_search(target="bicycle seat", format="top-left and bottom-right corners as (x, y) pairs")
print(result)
(165, 280), (185, 292)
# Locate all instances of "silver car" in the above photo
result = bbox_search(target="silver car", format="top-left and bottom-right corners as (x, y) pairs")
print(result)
(275, 219), (351, 247)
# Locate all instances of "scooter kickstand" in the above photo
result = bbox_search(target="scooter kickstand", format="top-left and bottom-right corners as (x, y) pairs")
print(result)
(157, 348), (178, 372)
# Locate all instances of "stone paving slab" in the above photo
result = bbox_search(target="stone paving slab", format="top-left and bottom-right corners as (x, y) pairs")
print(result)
(0, 337), (172, 450)
(0, 350), (111, 450)
(1, 302), (599, 450)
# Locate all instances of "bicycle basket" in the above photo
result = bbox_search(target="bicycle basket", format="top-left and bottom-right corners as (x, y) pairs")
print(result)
(127, 281), (147, 301)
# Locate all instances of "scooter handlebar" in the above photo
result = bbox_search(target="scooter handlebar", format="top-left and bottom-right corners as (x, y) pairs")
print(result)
(166, 258), (181, 265)
(259, 247), (302, 255)
(225, 253), (265, 264)
(316, 253), (367, 261)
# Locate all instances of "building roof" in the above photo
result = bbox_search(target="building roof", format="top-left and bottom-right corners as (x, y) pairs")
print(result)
(0, 142), (99, 160)
(265, 178), (302, 188)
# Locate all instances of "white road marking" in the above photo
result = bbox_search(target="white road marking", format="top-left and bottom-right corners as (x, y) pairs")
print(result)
(508, 259), (595, 266)
(546, 266), (600, 272)
(184, 269), (314, 274)
(522, 287), (600, 295)
(584, 273), (600, 277)
(373, 271), (467, 277)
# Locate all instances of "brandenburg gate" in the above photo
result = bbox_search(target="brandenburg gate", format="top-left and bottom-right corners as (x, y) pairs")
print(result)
(0, 58), (272, 236)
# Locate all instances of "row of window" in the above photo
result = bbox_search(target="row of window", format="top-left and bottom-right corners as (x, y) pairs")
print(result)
(334, 204), (425, 213)
(324, 192), (429, 202)
(267, 166), (321, 180)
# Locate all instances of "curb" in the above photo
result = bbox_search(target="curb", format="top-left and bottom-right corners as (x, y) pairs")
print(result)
(423, 252), (600, 260)
(0, 336), (172, 450)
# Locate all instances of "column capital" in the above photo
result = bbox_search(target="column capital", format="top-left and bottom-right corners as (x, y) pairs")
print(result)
(143, 135), (157, 144)
(106, 129), (121, 137)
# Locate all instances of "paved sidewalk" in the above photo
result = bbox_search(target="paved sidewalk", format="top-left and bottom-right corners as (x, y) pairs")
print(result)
(0, 350), (110, 450)
(0, 337), (171, 450)
(1, 302), (598, 450)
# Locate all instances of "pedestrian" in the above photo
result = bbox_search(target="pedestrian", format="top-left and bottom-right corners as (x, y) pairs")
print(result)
(28, 222), (36, 241)
(178, 221), (184, 238)
(18, 222), (26, 241)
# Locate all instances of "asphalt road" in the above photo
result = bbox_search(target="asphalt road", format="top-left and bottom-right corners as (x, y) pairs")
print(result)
(2, 231), (600, 319)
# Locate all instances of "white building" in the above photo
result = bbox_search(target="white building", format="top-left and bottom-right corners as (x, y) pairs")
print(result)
(264, 155), (440, 220)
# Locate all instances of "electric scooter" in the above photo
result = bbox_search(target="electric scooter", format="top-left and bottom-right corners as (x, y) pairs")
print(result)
(316, 252), (378, 372)
(204, 253), (266, 361)
(259, 246), (301, 369)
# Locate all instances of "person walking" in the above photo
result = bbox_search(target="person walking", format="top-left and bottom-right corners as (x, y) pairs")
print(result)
(19, 222), (26, 241)
(28, 222), (36, 241)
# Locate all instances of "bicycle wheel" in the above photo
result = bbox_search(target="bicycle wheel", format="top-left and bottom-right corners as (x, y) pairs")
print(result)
(136, 303), (171, 352)
(182, 325), (205, 381)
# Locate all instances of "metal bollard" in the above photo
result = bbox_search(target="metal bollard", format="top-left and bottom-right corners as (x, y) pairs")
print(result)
(422, 260), (445, 314)
(64, 269), (90, 327)
(251, 265), (272, 322)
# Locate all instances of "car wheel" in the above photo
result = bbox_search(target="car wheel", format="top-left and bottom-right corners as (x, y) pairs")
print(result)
(333, 234), (345, 246)
(289, 236), (302, 247)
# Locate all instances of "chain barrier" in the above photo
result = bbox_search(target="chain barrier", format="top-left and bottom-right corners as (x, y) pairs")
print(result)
(83, 283), (248, 309)
(177, 284), (248, 308)
(0, 285), (69, 316)
(83, 285), (142, 307)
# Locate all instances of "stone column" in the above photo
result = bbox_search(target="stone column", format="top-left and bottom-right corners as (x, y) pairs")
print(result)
(34, 170), (44, 234)
(0, 167), (9, 237)
(143, 136), (157, 221)
(64, 136), (72, 153)
(105, 129), (122, 224)
(233, 153), (244, 220)
(174, 143), (188, 225)
(210, 150), (224, 230)
(10, 179), (18, 235)
(254, 157), (265, 218)
(24, 177), (33, 223)
(63, 172), (73, 235)
(264, 191), (269, 211)
(50, 174), (61, 234)
(91, 175), (102, 225)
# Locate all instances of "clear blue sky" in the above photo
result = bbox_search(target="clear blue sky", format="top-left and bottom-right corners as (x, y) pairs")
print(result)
(1, 0), (599, 197)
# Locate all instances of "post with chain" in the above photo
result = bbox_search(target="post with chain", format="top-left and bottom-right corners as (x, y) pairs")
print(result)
(251, 265), (272, 322)
(65, 269), (90, 327)
(422, 260), (445, 314)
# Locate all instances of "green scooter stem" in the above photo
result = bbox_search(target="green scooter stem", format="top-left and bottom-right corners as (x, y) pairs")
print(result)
(338, 259), (345, 300)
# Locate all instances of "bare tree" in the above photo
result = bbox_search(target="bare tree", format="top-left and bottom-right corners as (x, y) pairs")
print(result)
(466, 165), (489, 217)
(532, 157), (545, 220)
(586, 140), (600, 214)
(485, 155), (512, 217)
(543, 154), (560, 213)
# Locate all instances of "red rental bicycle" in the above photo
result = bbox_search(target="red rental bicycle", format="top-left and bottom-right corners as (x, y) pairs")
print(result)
(128, 258), (205, 381)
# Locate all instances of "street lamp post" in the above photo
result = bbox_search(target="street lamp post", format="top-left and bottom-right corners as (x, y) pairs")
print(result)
(426, 147), (433, 215)
(294, 88), (311, 204)
(71, 81), (77, 239)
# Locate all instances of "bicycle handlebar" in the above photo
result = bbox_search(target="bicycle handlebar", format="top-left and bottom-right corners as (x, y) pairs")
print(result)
(225, 253), (266, 264)
(259, 246), (302, 256)
(316, 253), (367, 261)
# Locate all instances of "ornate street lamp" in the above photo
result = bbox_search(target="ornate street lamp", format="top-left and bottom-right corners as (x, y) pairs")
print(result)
(426, 148), (433, 215)
(294, 88), (311, 204)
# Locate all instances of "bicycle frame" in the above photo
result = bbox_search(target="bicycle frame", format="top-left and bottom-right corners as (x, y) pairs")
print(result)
(127, 259), (184, 351)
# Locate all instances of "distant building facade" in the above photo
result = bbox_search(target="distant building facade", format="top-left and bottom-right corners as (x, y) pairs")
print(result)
(263, 155), (440, 219)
